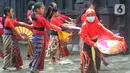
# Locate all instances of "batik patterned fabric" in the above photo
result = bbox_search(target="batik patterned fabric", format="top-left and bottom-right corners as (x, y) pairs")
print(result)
(2, 34), (23, 68)
(48, 35), (60, 59)
(28, 40), (34, 57)
(29, 34), (45, 71)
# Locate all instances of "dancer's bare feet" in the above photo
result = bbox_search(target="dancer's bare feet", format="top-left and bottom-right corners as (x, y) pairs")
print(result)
(16, 67), (22, 70)
(25, 56), (32, 60)
(49, 61), (61, 65)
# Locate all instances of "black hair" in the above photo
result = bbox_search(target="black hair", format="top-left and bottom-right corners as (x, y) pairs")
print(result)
(2, 6), (12, 27)
(50, 2), (56, 8)
(31, 2), (43, 20)
(52, 8), (60, 13)
(45, 2), (57, 20)
(27, 1), (35, 10)
(76, 1), (93, 24)
(52, 7), (59, 14)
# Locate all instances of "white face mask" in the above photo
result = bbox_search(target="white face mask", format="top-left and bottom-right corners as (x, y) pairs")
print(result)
(86, 16), (95, 23)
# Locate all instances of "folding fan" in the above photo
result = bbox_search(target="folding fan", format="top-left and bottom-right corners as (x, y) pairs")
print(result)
(58, 31), (72, 43)
(14, 26), (34, 57)
(14, 26), (33, 41)
(97, 39), (127, 54)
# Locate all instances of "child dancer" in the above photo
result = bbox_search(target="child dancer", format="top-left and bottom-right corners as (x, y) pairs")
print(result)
(2, 6), (31, 70)
(29, 2), (61, 73)
(79, 9), (123, 73)
(48, 8), (73, 64)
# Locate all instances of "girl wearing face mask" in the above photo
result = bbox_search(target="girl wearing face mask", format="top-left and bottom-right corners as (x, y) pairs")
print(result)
(79, 9), (123, 73)
(29, 2), (61, 73)
(79, 1), (110, 71)
(2, 6), (32, 70)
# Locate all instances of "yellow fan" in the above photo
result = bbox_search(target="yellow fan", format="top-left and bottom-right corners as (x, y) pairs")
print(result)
(14, 26), (33, 41)
(14, 26), (34, 57)
(58, 31), (72, 43)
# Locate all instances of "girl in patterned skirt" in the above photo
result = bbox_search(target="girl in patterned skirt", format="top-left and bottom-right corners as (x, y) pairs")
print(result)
(2, 6), (32, 70)
(29, 2), (61, 73)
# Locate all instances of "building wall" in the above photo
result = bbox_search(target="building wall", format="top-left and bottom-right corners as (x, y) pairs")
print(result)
(125, 0), (130, 52)
(0, 0), (5, 16)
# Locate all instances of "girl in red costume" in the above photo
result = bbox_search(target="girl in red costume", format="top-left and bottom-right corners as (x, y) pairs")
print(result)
(29, 2), (61, 73)
(79, 9), (123, 73)
(2, 6), (31, 70)
(77, 1), (110, 71)
(46, 2), (73, 58)
(48, 8), (73, 64)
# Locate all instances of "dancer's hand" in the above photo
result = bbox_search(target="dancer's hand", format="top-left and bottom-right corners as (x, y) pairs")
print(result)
(119, 37), (124, 41)
(68, 34), (73, 37)
(94, 43), (98, 48)
(58, 27), (62, 31)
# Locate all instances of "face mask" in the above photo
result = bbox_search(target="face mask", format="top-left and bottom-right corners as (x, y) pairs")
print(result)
(86, 16), (95, 23)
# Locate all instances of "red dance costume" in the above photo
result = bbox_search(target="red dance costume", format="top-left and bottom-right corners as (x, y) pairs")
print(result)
(3, 17), (23, 69)
(30, 16), (51, 71)
(79, 9), (121, 73)
(51, 15), (69, 57)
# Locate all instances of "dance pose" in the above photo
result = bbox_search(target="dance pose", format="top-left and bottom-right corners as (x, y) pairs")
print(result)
(79, 9), (123, 73)
(29, 2), (61, 73)
(2, 6), (31, 70)
(48, 8), (73, 64)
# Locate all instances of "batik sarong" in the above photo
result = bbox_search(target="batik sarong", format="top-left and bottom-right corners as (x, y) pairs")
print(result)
(2, 33), (23, 68)
(29, 34), (45, 71)
(48, 35), (60, 59)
